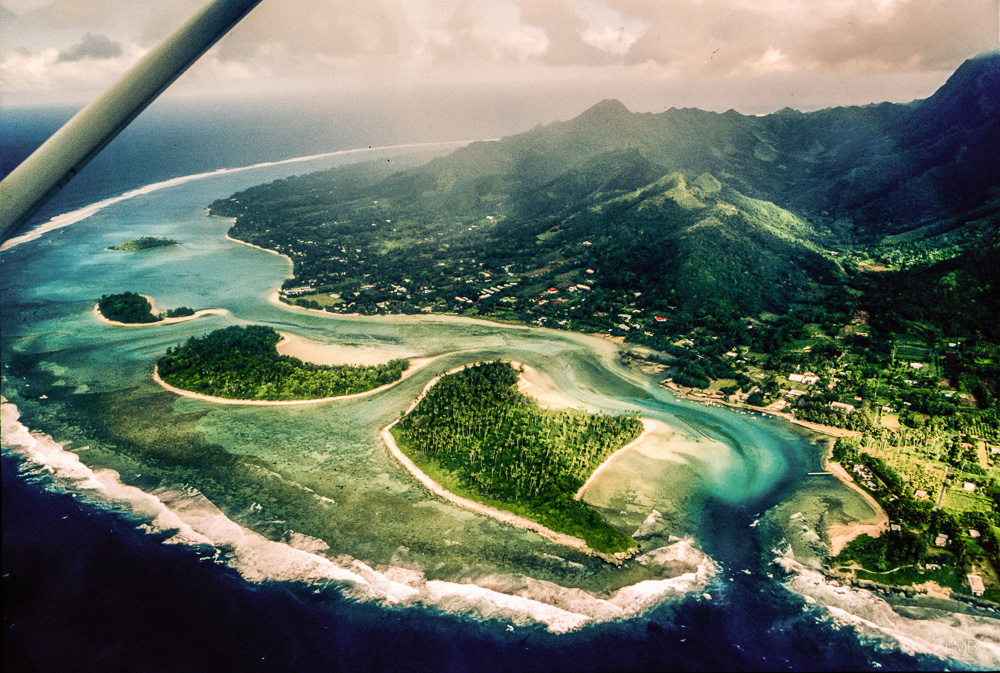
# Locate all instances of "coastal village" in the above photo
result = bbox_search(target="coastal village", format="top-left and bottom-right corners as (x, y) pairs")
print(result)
(267, 229), (1000, 605)
(647, 325), (1000, 607)
(275, 251), (1000, 605)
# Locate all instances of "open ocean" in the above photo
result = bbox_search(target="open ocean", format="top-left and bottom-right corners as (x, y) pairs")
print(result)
(1, 97), (994, 672)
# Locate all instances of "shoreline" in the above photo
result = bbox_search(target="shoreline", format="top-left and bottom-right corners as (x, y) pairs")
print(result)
(382, 361), (639, 564)
(225, 232), (295, 268)
(221, 232), (892, 566)
(823, 444), (890, 556)
(574, 418), (657, 501)
(152, 356), (436, 407)
(94, 297), (226, 327)
(659, 380), (886, 556)
(661, 381), (861, 438)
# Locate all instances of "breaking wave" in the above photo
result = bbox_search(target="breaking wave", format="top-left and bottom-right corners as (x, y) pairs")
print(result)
(775, 552), (1000, 669)
(0, 141), (469, 252)
(1, 398), (716, 633)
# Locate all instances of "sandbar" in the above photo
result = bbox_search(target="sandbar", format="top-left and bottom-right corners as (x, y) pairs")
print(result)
(275, 331), (410, 367)
(94, 295), (227, 327)
(574, 417), (658, 501)
(152, 355), (436, 406)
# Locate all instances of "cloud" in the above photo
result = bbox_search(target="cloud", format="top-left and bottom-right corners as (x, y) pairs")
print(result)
(57, 32), (121, 61)
(0, 0), (996, 108)
(572, 0), (648, 57)
(0, 42), (145, 97)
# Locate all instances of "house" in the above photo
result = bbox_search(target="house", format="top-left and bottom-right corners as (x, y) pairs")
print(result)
(890, 524), (902, 532)
(967, 574), (986, 597)
(910, 362), (925, 369)
(935, 534), (949, 547)
(964, 482), (976, 492)
(801, 373), (820, 385)
(788, 373), (805, 383)
(830, 401), (855, 413)
(725, 351), (738, 358)
(969, 529), (981, 538)
(914, 490), (928, 499)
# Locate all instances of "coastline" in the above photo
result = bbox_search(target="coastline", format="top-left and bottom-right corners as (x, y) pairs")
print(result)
(574, 418), (657, 501)
(275, 331), (413, 367)
(152, 356), (435, 407)
(93, 297), (226, 327)
(382, 361), (639, 564)
(659, 380), (887, 557)
(221, 230), (890, 568)
(661, 381), (860, 438)
(822, 443), (890, 556)
(225, 232), (295, 268)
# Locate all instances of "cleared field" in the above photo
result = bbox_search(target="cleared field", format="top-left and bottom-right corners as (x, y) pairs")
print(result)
(862, 445), (946, 495)
(943, 488), (993, 514)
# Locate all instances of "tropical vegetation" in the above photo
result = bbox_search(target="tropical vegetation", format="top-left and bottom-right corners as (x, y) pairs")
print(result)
(109, 236), (178, 251)
(98, 291), (194, 323)
(157, 325), (408, 401)
(392, 361), (642, 553)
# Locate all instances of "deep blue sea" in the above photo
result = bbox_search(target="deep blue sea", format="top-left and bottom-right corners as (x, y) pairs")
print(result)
(1, 97), (992, 672)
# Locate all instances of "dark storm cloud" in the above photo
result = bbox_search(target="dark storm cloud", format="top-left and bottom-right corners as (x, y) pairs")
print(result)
(57, 32), (122, 61)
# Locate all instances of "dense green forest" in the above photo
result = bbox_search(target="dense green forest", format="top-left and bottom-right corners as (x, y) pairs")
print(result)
(157, 325), (408, 401)
(109, 237), (178, 251)
(205, 54), (1000, 589)
(392, 361), (641, 554)
(98, 292), (194, 323)
(98, 292), (159, 323)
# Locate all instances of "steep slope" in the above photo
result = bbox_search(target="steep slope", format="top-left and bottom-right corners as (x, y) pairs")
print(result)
(210, 53), (996, 334)
(415, 52), (999, 237)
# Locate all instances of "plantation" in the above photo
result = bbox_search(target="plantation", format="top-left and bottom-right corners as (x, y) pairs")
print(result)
(392, 361), (642, 554)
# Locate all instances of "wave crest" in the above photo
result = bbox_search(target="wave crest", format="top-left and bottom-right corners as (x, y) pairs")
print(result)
(2, 398), (713, 633)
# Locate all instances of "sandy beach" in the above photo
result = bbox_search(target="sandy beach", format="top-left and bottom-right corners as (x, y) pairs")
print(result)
(93, 297), (227, 327)
(275, 331), (411, 367)
(225, 233), (294, 267)
(152, 355), (435, 406)
(824, 455), (889, 555)
(574, 418), (657, 500)
(381, 361), (640, 562)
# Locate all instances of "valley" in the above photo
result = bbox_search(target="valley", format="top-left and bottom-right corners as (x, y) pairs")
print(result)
(206, 53), (1000, 601)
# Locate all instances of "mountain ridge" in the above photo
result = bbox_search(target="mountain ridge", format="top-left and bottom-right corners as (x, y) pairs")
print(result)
(210, 53), (997, 338)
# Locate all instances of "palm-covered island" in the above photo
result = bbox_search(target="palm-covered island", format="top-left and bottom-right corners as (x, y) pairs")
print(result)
(109, 236), (178, 251)
(206, 57), (999, 595)
(157, 325), (408, 401)
(98, 291), (194, 324)
(391, 361), (643, 555)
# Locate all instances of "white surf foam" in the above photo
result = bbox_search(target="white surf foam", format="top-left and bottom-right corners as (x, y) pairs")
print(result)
(1, 397), (715, 633)
(0, 141), (470, 252)
(776, 554), (1000, 668)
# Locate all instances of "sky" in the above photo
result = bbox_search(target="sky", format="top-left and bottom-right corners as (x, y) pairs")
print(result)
(1, 0), (998, 116)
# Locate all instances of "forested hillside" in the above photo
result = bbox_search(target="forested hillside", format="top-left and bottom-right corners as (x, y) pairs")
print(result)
(204, 53), (1000, 591)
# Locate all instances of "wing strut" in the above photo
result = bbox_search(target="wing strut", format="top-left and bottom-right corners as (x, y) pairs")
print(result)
(0, 0), (264, 242)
